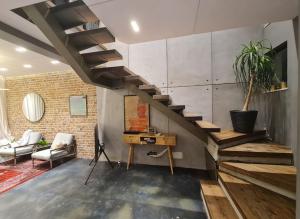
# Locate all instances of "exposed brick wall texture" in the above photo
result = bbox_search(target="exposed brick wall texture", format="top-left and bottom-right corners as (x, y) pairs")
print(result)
(6, 71), (96, 158)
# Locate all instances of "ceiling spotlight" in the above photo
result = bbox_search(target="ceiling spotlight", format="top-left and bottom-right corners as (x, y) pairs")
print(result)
(51, 60), (60, 65)
(15, 47), (27, 53)
(130, 20), (140, 33)
(23, 64), (32, 68)
(0, 68), (8, 72)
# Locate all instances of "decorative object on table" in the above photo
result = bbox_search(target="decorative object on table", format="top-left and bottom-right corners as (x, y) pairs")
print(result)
(148, 127), (157, 134)
(22, 92), (45, 122)
(124, 95), (150, 133)
(69, 95), (87, 116)
(232, 40), (275, 133)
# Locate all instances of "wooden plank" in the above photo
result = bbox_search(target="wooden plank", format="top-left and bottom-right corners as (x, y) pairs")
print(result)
(210, 130), (266, 145)
(68, 27), (115, 51)
(126, 84), (208, 143)
(220, 162), (296, 197)
(183, 112), (203, 122)
(168, 105), (185, 114)
(153, 95), (170, 105)
(196, 121), (221, 132)
(200, 180), (239, 219)
(219, 172), (295, 219)
(139, 85), (161, 95)
(219, 142), (293, 159)
(50, 0), (98, 30)
(82, 50), (122, 67)
(124, 75), (148, 86)
(91, 66), (134, 80)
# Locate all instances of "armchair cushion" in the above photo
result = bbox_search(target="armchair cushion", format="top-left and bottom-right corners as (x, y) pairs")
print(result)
(28, 132), (42, 145)
(50, 133), (74, 150)
(0, 145), (33, 156)
(32, 149), (68, 161)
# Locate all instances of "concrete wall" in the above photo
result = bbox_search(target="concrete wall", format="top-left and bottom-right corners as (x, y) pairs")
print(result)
(97, 25), (265, 170)
(263, 20), (298, 156)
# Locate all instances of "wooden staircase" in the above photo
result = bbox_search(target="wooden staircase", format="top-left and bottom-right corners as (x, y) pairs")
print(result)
(12, 0), (222, 143)
(201, 128), (296, 218)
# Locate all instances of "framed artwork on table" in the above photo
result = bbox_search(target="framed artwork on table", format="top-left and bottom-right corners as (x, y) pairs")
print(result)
(124, 95), (150, 133)
(69, 95), (87, 116)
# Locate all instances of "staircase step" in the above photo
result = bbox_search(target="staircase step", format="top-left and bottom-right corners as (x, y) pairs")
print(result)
(210, 130), (267, 147)
(50, 0), (98, 30)
(82, 50), (122, 67)
(218, 171), (295, 219)
(139, 85), (161, 95)
(200, 180), (239, 219)
(153, 95), (170, 104)
(196, 121), (221, 132)
(219, 142), (294, 164)
(91, 66), (135, 80)
(68, 28), (115, 51)
(124, 75), (149, 86)
(168, 105), (185, 114)
(220, 162), (296, 200)
(183, 113), (203, 122)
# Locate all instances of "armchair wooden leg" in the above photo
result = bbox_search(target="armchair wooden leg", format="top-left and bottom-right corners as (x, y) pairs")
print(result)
(32, 158), (35, 168)
(14, 156), (17, 166)
(50, 160), (53, 169)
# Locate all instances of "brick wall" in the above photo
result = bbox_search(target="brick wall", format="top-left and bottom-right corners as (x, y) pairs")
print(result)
(6, 71), (96, 158)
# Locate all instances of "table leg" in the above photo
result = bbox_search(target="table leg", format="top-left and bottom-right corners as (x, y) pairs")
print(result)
(131, 146), (134, 164)
(167, 146), (174, 175)
(127, 144), (133, 170)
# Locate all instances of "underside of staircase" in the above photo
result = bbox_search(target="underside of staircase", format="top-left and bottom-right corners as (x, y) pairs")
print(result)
(14, 1), (297, 218)
(13, 0), (222, 143)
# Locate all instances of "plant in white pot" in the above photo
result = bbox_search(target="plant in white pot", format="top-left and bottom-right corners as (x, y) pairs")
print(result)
(231, 40), (275, 133)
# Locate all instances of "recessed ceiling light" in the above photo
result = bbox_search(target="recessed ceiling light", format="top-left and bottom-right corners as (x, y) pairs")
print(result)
(15, 47), (27, 53)
(23, 64), (32, 68)
(51, 60), (60, 65)
(130, 20), (140, 33)
(0, 68), (8, 72)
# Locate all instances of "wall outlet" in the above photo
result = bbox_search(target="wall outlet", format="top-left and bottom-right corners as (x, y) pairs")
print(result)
(172, 152), (183, 159)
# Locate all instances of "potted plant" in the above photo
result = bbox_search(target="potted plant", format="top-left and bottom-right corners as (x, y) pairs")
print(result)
(231, 40), (275, 133)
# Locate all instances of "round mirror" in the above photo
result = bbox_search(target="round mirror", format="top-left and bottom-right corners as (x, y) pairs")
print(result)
(22, 93), (45, 122)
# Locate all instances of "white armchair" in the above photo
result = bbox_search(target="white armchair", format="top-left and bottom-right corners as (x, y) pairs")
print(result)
(32, 133), (76, 168)
(0, 131), (42, 165)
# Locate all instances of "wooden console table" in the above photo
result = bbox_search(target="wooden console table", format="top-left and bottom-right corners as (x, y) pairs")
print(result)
(123, 133), (177, 174)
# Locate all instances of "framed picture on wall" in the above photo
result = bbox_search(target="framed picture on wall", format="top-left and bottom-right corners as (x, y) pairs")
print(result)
(124, 95), (150, 133)
(69, 95), (87, 116)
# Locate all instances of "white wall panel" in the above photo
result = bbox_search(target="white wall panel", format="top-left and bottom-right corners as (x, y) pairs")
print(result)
(167, 33), (212, 87)
(212, 26), (263, 84)
(129, 40), (167, 87)
(169, 85), (212, 122)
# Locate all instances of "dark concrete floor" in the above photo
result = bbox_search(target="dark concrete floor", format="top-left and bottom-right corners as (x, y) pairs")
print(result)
(0, 159), (207, 219)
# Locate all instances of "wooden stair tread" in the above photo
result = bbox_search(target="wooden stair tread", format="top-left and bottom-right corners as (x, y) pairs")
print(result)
(183, 113), (203, 122)
(220, 162), (296, 194)
(50, 0), (98, 30)
(91, 66), (135, 80)
(139, 85), (161, 95)
(153, 95), (170, 104)
(200, 180), (239, 219)
(124, 75), (149, 86)
(219, 142), (293, 158)
(196, 121), (221, 132)
(82, 50), (122, 67)
(219, 172), (295, 219)
(210, 130), (266, 145)
(68, 28), (115, 51)
(168, 105), (185, 113)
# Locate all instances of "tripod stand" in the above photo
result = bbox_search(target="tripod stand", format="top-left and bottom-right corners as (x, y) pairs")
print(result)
(84, 125), (113, 185)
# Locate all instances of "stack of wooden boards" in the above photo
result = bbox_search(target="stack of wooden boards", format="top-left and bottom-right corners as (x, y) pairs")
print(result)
(200, 128), (296, 219)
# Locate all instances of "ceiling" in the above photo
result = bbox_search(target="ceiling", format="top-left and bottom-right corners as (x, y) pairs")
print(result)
(86, 0), (298, 43)
(0, 38), (70, 76)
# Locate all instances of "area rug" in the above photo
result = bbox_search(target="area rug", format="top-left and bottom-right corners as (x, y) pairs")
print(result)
(0, 159), (49, 194)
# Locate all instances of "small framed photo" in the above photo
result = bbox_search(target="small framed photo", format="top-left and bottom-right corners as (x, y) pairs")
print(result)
(69, 95), (87, 116)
